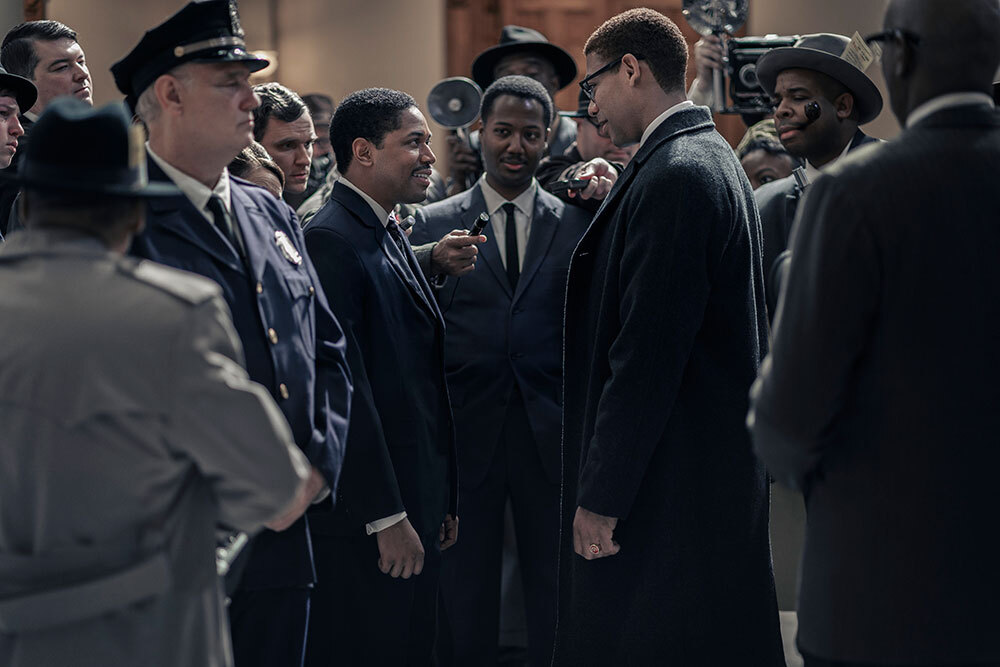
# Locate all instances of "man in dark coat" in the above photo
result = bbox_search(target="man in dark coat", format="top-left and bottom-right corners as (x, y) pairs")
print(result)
(753, 33), (883, 314)
(301, 88), (458, 666)
(553, 9), (783, 665)
(749, 1), (1000, 665)
(111, 3), (352, 666)
(410, 76), (591, 666)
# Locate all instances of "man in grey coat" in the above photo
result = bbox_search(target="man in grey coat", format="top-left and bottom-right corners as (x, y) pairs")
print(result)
(0, 99), (310, 667)
(553, 8), (782, 665)
(749, 1), (1000, 665)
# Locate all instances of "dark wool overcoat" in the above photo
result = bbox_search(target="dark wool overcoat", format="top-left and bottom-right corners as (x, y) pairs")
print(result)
(553, 105), (785, 666)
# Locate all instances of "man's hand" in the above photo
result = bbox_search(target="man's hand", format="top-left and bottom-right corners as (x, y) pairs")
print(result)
(439, 514), (459, 551)
(446, 132), (482, 196)
(376, 517), (425, 579)
(266, 466), (325, 532)
(569, 159), (618, 201)
(692, 33), (725, 97)
(572, 506), (620, 560)
(430, 230), (485, 277)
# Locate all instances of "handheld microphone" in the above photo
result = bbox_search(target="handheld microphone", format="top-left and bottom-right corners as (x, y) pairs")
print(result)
(805, 100), (821, 122)
(468, 212), (489, 237)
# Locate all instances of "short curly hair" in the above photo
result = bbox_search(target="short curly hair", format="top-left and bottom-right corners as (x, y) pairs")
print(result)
(252, 82), (308, 142)
(330, 87), (416, 173)
(584, 8), (688, 94)
(480, 75), (554, 127)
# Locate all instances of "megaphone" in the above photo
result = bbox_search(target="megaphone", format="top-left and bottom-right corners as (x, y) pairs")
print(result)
(427, 77), (483, 130)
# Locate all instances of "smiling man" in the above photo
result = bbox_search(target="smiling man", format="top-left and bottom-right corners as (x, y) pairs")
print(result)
(111, 3), (352, 667)
(301, 87), (458, 667)
(409, 75), (591, 666)
(553, 8), (782, 665)
(252, 83), (316, 202)
(753, 34), (883, 309)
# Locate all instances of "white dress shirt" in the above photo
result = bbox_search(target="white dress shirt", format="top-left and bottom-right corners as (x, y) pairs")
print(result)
(146, 144), (232, 220)
(905, 91), (995, 129)
(338, 176), (409, 535)
(804, 140), (852, 185)
(478, 175), (537, 271)
(639, 100), (696, 148)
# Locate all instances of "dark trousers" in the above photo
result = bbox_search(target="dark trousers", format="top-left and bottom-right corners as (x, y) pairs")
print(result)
(802, 652), (1000, 667)
(438, 389), (560, 667)
(229, 587), (310, 667)
(305, 530), (442, 666)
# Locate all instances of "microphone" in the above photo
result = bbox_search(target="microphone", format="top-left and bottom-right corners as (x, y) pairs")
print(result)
(804, 100), (821, 122)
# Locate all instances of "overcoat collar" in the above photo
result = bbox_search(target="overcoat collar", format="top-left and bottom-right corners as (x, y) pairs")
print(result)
(456, 183), (561, 303)
(330, 181), (443, 322)
(907, 103), (1000, 131)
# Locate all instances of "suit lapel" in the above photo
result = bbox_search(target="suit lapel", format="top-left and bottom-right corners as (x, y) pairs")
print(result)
(146, 160), (245, 275)
(513, 191), (559, 302)
(461, 186), (512, 298)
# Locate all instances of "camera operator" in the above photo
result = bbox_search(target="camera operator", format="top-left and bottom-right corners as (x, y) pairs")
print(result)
(688, 33), (725, 107)
(753, 33), (884, 316)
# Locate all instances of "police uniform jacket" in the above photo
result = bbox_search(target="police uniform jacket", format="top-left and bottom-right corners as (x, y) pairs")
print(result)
(131, 158), (352, 590)
(0, 229), (309, 667)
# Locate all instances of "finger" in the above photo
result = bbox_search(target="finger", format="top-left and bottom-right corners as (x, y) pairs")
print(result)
(389, 558), (403, 578)
(400, 557), (414, 580)
(413, 551), (425, 576)
(378, 556), (391, 575)
(607, 540), (621, 556)
(578, 178), (600, 200)
(573, 525), (584, 558)
(439, 523), (446, 543)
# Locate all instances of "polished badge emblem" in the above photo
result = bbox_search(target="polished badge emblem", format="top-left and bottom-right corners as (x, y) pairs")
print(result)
(274, 230), (303, 265)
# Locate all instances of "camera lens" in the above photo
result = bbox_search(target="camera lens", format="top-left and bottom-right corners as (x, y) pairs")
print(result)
(739, 63), (759, 89)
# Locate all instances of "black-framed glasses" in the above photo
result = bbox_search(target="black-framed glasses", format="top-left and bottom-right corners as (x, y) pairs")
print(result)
(579, 53), (645, 103)
(864, 28), (920, 50)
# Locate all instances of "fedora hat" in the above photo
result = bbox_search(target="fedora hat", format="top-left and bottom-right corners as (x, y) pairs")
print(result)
(112, 0), (268, 109)
(1, 97), (178, 198)
(756, 33), (883, 125)
(0, 65), (36, 113)
(471, 25), (577, 91)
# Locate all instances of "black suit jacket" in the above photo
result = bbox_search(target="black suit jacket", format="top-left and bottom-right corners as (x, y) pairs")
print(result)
(554, 106), (783, 664)
(303, 181), (457, 541)
(409, 184), (590, 487)
(751, 103), (1000, 664)
(131, 159), (352, 591)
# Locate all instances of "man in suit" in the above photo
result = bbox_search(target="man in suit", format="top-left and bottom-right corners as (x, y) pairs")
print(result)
(252, 82), (317, 202)
(752, 33), (883, 313)
(110, 3), (352, 666)
(0, 98), (310, 667)
(301, 88), (458, 666)
(749, 1), (1000, 665)
(553, 9), (783, 665)
(410, 75), (590, 666)
(0, 20), (92, 236)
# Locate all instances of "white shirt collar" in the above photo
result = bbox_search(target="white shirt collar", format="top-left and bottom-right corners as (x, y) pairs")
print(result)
(479, 176), (537, 218)
(146, 143), (230, 220)
(804, 139), (852, 184)
(339, 176), (391, 227)
(23, 110), (39, 123)
(639, 100), (695, 148)
(905, 92), (995, 129)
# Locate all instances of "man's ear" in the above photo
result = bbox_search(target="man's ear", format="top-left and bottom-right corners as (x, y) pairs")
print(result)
(621, 53), (643, 87)
(153, 74), (184, 115)
(834, 91), (856, 120)
(352, 137), (375, 168)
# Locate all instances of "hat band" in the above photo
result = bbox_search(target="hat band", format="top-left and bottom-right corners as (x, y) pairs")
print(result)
(173, 36), (245, 58)
(21, 163), (146, 191)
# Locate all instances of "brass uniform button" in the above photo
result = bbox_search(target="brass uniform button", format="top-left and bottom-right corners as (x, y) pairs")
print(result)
(279, 383), (289, 400)
(308, 285), (315, 296)
(268, 328), (278, 344)
(256, 282), (263, 294)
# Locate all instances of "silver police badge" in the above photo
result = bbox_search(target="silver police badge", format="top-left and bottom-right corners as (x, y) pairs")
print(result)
(274, 230), (303, 265)
(229, 0), (245, 39)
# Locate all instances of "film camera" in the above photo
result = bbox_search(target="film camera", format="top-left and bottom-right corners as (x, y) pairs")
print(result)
(725, 35), (799, 115)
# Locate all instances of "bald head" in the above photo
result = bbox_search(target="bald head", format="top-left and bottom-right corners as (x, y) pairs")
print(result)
(882, 0), (1000, 122)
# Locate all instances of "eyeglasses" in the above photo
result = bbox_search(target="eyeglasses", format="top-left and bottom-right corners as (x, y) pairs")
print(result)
(579, 53), (645, 103)
(864, 28), (920, 50)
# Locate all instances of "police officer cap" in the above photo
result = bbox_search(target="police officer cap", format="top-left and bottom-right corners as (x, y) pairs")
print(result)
(112, 0), (268, 107)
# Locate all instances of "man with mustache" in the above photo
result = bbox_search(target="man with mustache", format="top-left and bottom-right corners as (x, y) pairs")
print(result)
(0, 20), (92, 236)
(753, 34), (883, 311)
(252, 83), (317, 206)
(111, 3), (352, 666)
(301, 87), (458, 666)
(409, 75), (591, 666)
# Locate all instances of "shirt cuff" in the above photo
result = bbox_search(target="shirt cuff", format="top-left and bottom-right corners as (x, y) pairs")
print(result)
(312, 484), (330, 504)
(365, 511), (407, 535)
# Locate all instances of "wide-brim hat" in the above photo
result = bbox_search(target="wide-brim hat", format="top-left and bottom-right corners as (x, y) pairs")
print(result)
(756, 33), (883, 125)
(0, 66), (37, 113)
(112, 0), (268, 108)
(560, 88), (591, 118)
(0, 98), (179, 198)
(472, 25), (577, 91)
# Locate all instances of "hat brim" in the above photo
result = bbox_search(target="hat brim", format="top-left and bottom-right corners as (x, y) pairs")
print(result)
(0, 72), (37, 115)
(756, 47), (884, 125)
(0, 169), (182, 199)
(189, 48), (269, 72)
(472, 42), (577, 91)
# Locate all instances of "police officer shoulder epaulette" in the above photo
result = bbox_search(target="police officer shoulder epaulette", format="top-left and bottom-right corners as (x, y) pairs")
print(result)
(128, 258), (223, 305)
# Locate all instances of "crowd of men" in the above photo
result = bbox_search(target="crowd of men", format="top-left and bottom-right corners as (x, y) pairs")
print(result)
(0, 1), (998, 667)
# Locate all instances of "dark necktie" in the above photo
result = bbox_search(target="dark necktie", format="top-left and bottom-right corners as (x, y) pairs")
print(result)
(385, 216), (407, 257)
(502, 202), (519, 289)
(207, 195), (243, 259)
